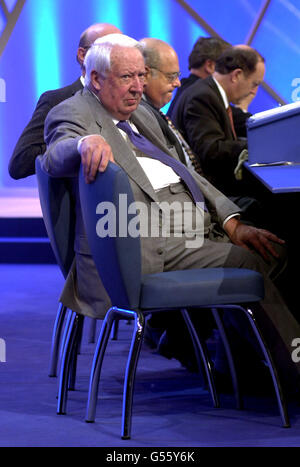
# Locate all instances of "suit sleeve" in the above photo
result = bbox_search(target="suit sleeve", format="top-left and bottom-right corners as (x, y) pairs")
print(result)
(41, 99), (88, 177)
(8, 92), (52, 179)
(188, 166), (241, 226)
(232, 106), (251, 138)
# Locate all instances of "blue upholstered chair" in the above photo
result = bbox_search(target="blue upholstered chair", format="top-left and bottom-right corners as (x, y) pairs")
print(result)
(35, 156), (96, 379)
(77, 162), (289, 439)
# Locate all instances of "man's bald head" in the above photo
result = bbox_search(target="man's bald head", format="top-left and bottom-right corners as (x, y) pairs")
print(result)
(233, 44), (254, 51)
(77, 23), (122, 69)
(139, 37), (178, 70)
(139, 37), (181, 109)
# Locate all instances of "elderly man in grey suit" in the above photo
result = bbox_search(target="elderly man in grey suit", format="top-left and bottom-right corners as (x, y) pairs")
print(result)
(41, 34), (300, 394)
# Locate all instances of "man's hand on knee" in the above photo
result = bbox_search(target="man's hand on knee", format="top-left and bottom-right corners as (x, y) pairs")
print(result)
(224, 218), (285, 262)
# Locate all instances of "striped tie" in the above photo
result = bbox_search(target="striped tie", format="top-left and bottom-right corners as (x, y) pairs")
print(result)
(163, 113), (203, 175)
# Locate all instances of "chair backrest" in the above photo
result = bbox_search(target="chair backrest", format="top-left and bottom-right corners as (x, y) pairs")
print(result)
(79, 162), (142, 310)
(35, 156), (76, 278)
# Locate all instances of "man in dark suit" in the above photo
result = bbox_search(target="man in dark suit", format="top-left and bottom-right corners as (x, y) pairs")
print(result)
(138, 37), (292, 375)
(169, 47), (265, 200)
(168, 38), (253, 140)
(167, 36), (230, 117)
(8, 22), (121, 179)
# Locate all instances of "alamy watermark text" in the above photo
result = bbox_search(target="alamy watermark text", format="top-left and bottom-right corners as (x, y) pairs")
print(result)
(95, 195), (205, 249)
(0, 338), (6, 362)
(291, 78), (300, 102)
(0, 78), (6, 102)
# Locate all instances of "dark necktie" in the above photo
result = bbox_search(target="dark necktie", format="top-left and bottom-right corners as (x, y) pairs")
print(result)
(227, 106), (237, 140)
(162, 113), (203, 175)
(117, 120), (206, 208)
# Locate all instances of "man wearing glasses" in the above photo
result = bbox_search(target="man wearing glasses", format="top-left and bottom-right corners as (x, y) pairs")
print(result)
(139, 38), (193, 167)
(140, 37), (181, 112)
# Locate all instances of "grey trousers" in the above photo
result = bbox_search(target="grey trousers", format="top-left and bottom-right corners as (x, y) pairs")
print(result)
(61, 181), (300, 391)
(156, 183), (300, 390)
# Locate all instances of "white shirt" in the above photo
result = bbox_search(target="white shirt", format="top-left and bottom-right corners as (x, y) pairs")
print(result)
(212, 76), (229, 109)
(77, 101), (180, 191)
(116, 120), (180, 190)
(80, 75), (85, 87)
(115, 122), (239, 226)
(77, 92), (239, 226)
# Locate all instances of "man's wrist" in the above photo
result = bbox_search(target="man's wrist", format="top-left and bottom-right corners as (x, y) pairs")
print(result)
(223, 214), (240, 230)
(223, 216), (240, 237)
(77, 134), (100, 153)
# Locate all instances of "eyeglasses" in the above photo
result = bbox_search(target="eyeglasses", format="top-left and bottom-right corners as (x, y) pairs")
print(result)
(150, 67), (181, 83)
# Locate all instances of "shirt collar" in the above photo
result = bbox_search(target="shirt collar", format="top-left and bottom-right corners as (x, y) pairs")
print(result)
(80, 75), (86, 87)
(212, 76), (229, 109)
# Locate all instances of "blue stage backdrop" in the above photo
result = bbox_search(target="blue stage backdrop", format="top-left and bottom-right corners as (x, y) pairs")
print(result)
(0, 0), (299, 189)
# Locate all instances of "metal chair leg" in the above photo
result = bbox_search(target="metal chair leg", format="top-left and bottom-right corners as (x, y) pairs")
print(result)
(85, 310), (119, 422)
(111, 319), (119, 340)
(211, 307), (243, 410)
(121, 311), (145, 440)
(48, 303), (68, 377)
(88, 318), (97, 344)
(85, 307), (140, 439)
(57, 313), (82, 415)
(59, 309), (74, 363)
(68, 315), (84, 391)
(181, 308), (220, 409)
(243, 305), (290, 428)
(217, 303), (290, 427)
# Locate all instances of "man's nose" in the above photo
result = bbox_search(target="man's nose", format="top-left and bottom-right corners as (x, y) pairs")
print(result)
(173, 76), (181, 88)
(131, 75), (144, 92)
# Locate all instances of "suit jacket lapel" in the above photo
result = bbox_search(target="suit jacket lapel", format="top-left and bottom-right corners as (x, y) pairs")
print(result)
(131, 106), (179, 160)
(206, 76), (224, 107)
(83, 88), (159, 202)
(72, 77), (84, 94)
(140, 98), (187, 164)
(206, 76), (234, 139)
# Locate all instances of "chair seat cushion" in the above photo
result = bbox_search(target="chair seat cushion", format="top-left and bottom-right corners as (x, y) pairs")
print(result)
(140, 268), (264, 309)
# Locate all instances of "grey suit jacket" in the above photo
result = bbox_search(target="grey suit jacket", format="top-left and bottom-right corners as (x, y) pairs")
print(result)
(42, 87), (241, 317)
(9, 78), (83, 179)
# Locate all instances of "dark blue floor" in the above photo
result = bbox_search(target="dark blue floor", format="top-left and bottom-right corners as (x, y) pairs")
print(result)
(0, 263), (300, 447)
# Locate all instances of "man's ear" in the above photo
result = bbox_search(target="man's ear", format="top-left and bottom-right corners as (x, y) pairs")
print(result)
(204, 59), (215, 75)
(90, 70), (101, 91)
(231, 68), (243, 83)
(77, 47), (86, 67)
(144, 65), (152, 83)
